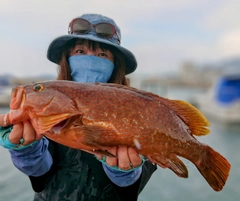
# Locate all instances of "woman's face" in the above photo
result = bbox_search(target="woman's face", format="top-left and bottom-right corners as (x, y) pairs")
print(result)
(70, 40), (114, 63)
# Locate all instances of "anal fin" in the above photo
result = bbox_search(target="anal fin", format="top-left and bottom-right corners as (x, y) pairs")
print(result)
(154, 154), (188, 178)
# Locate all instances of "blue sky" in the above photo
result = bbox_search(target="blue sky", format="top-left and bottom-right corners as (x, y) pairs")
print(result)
(0, 0), (240, 78)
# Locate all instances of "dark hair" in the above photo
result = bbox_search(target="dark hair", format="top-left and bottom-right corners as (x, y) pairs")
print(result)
(56, 39), (130, 86)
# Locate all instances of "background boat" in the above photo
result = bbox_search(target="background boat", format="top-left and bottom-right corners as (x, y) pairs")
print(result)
(193, 74), (240, 124)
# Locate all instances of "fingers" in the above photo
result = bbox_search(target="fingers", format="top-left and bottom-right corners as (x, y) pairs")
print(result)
(94, 153), (103, 160)
(127, 147), (142, 168)
(94, 147), (117, 165)
(0, 114), (10, 127)
(22, 121), (38, 145)
(8, 120), (42, 145)
(95, 146), (142, 171)
(105, 146), (142, 170)
(118, 146), (142, 170)
(105, 147), (117, 167)
(8, 123), (24, 144)
(117, 146), (131, 170)
(0, 114), (5, 125)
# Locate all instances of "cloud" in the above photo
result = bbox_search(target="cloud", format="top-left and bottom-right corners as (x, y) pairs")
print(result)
(203, 0), (240, 32)
(217, 30), (240, 57)
(0, 0), (240, 78)
(0, 40), (57, 77)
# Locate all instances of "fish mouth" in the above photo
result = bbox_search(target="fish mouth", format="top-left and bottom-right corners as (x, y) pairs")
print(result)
(49, 114), (81, 134)
(51, 118), (69, 134)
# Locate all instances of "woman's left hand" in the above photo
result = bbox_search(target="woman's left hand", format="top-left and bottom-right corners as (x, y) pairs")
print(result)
(95, 146), (143, 171)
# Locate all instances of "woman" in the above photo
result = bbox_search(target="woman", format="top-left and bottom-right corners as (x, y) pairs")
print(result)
(0, 14), (156, 201)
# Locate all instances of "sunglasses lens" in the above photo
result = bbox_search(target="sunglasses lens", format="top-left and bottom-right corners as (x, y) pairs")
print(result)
(72, 19), (90, 34)
(95, 23), (114, 38)
(70, 19), (117, 40)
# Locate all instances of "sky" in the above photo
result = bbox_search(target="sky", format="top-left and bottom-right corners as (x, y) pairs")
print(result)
(0, 0), (240, 78)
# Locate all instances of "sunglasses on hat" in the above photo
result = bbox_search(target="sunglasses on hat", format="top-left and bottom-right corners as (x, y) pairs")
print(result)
(68, 18), (120, 44)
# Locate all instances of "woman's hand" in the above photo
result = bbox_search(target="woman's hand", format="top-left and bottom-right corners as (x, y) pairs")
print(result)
(0, 114), (42, 147)
(0, 113), (10, 127)
(8, 120), (42, 145)
(95, 146), (143, 171)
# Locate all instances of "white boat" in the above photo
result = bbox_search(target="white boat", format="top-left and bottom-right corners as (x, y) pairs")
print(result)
(193, 75), (240, 124)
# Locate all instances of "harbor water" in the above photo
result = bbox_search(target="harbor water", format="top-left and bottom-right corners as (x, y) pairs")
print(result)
(0, 106), (239, 201)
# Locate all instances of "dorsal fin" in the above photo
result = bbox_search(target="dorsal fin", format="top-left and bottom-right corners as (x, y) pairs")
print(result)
(95, 83), (210, 136)
(166, 99), (210, 136)
(95, 82), (168, 100)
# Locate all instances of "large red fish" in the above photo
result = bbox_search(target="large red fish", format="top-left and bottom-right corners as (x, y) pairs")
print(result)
(7, 80), (230, 191)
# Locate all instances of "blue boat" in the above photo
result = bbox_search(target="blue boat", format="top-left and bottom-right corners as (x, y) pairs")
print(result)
(215, 75), (240, 104)
(193, 75), (240, 124)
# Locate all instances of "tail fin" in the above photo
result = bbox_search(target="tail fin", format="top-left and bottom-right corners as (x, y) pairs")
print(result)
(196, 145), (231, 191)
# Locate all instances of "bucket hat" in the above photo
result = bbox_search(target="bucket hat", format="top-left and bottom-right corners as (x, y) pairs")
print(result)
(47, 14), (137, 75)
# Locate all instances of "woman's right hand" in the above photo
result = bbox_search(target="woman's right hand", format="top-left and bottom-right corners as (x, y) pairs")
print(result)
(8, 120), (42, 145)
(0, 114), (43, 149)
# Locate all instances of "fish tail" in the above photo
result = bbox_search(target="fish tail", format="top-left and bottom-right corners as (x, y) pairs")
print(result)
(196, 145), (231, 191)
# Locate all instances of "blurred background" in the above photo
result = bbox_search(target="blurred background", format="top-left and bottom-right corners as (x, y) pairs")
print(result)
(0, 0), (239, 200)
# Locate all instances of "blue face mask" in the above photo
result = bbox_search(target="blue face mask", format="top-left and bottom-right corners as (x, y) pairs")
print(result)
(68, 55), (114, 83)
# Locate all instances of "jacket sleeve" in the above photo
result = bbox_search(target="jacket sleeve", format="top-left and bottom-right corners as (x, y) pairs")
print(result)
(112, 160), (157, 201)
(9, 137), (53, 176)
(102, 164), (142, 187)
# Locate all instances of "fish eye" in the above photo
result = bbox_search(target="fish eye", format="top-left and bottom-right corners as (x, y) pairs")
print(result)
(33, 84), (45, 92)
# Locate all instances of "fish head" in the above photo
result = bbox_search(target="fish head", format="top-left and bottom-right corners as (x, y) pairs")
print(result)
(8, 81), (81, 134)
